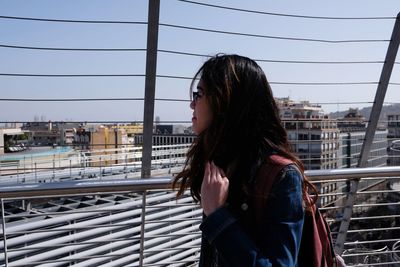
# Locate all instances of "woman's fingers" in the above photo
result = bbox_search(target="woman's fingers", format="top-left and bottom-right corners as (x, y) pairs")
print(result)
(201, 161), (229, 216)
(204, 161), (211, 183)
(210, 161), (218, 182)
(219, 166), (226, 178)
(210, 161), (224, 181)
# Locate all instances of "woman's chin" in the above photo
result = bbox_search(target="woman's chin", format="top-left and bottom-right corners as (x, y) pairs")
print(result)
(192, 126), (201, 135)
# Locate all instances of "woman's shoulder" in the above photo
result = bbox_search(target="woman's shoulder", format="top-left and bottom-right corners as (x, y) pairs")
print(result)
(254, 153), (303, 190)
(266, 154), (293, 166)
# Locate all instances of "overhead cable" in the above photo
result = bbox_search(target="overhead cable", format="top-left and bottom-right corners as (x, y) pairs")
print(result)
(0, 99), (386, 106)
(0, 73), (145, 77)
(158, 49), (389, 64)
(271, 81), (379, 85)
(1, 73), (400, 86)
(0, 15), (147, 24)
(0, 45), (392, 64)
(160, 23), (390, 43)
(310, 101), (374, 105)
(0, 44), (146, 52)
(178, 0), (396, 20)
(0, 98), (190, 102)
(0, 120), (191, 124)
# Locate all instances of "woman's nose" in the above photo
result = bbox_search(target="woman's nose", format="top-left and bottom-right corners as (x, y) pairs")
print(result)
(190, 100), (195, 110)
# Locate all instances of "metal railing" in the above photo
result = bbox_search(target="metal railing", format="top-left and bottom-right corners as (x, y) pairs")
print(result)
(0, 144), (190, 184)
(1, 167), (400, 266)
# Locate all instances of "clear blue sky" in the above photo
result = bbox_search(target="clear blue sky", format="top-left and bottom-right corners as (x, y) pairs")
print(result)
(1, 0), (399, 123)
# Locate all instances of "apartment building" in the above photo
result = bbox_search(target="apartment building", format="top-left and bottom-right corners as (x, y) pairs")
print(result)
(277, 98), (340, 170)
(22, 121), (79, 146)
(387, 114), (400, 166)
(338, 108), (387, 168)
(276, 98), (340, 207)
(134, 124), (195, 146)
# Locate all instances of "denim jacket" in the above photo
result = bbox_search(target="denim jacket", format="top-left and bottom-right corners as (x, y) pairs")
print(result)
(199, 165), (304, 267)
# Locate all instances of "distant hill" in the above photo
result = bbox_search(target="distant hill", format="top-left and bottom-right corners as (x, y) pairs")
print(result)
(329, 104), (400, 121)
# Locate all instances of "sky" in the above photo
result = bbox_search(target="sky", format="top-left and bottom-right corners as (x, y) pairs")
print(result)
(0, 0), (400, 123)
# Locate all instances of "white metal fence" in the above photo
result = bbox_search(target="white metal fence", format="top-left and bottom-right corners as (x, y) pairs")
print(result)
(2, 167), (400, 266)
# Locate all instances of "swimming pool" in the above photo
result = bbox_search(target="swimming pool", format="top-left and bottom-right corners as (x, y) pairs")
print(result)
(0, 147), (74, 161)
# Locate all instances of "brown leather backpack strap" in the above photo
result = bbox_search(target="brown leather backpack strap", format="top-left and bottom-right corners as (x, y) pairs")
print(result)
(252, 154), (294, 226)
(253, 154), (293, 197)
(299, 192), (337, 267)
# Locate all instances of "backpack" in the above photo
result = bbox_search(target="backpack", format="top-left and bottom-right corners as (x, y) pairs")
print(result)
(252, 154), (343, 267)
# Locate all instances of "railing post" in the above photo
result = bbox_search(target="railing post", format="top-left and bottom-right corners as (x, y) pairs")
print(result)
(99, 156), (102, 180)
(34, 162), (37, 182)
(139, 191), (147, 266)
(52, 154), (55, 181)
(125, 154), (128, 179)
(335, 13), (400, 255)
(23, 156), (26, 181)
(142, 0), (160, 178)
(1, 198), (9, 266)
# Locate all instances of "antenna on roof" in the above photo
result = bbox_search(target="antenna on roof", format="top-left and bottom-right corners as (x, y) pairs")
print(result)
(337, 98), (340, 113)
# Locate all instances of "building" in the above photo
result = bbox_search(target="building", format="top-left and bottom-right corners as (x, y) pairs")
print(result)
(387, 114), (400, 166)
(111, 123), (143, 146)
(134, 124), (195, 146)
(22, 121), (79, 146)
(338, 109), (388, 168)
(277, 98), (340, 170)
(73, 125), (130, 166)
(336, 109), (388, 212)
(339, 131), (388, 169)
(277, 98), (341, 207)
(0, 128), (27, 155)
(337, 108), (367, 131)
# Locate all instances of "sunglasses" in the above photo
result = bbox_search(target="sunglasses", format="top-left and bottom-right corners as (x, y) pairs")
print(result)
(192, 91), (204, 102)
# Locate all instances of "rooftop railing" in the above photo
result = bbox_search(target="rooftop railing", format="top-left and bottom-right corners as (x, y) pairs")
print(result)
(1, 166), (400, 266)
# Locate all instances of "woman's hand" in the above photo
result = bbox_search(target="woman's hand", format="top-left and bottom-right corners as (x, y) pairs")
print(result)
(201, 161), (229, 216)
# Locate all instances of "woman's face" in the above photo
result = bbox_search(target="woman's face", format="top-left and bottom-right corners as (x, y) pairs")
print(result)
(190, 79), (213, 135)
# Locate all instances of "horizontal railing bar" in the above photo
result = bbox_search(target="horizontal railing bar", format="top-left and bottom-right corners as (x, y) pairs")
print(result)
(146, 203), (197, 208)
(144, 245), (202, 252)
(343, 250), (398, 257)
(353, 202), (400, 208)
(310, 176), (393, 184)
(143, 257), (198, 267)
(307, 167), (400, 180)
(7, 253), (141, 267)
(1, 166), (400, 198)
(145, 218), (202, 223)
(345, 260), (400, 267)
(0, 178), (173, 198)
(326, 201), (400, 210)
(346, 262), (400, 267)
(7, 238), (139, 252)
(350, 214), (400, 221)
(8, 223), (139, 235)
(356, 189), (400, 194)
(3, 208), (141, 219)
(345, 238), (400, 246)
(144, 233), (201, 238)
(347, 226), (400, 233)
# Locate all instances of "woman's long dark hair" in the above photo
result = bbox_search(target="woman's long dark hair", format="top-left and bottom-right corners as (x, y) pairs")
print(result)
(173, 54), (317, 207)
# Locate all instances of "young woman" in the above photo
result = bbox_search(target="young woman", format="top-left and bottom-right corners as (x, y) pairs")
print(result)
(173, 54), (316, 266)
